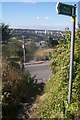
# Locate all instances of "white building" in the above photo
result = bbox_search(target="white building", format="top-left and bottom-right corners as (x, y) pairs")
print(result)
(45, 30), (47, 34)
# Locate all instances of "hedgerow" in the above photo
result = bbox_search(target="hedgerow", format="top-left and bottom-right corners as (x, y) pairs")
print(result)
(36, 40), (80, 119)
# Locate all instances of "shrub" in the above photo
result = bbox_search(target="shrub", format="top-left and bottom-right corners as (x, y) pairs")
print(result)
(35, 40), (80, 119)
(2, 62), (41, 119)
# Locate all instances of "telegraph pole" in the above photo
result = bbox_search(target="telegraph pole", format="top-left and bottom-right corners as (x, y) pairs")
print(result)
(22, 35), (26, 71)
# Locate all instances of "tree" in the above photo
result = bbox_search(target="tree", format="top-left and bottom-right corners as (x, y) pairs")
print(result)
(78, 23), (80, 30)
(25, 41), (39, 61)
(2, 23), (11, 44)
(45, 36), (58, 47)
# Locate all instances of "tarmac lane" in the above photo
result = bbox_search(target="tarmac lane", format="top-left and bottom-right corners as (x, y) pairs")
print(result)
(25, 61), (51, 83)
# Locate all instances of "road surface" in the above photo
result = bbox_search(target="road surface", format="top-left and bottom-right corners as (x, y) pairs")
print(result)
(25, 61), (51, 82)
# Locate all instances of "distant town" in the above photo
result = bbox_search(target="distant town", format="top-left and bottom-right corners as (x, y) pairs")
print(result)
(10, 28), (65, 41)
(9, 28), (68, 49)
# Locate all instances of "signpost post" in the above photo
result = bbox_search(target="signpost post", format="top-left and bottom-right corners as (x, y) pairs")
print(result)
(68, 5), (76, 103)
(56, 2), (76, 103)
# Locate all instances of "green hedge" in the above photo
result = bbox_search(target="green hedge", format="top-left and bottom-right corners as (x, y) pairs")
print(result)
(35, 40), (80, 119)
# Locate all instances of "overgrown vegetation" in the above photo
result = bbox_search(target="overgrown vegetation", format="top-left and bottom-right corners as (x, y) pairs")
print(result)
(2, 23), (43, 119)
(2, 22), (80, 119)
(2, 24), (11, 44)
(35, 31), (80, 119)
(2, 61), (44, 119)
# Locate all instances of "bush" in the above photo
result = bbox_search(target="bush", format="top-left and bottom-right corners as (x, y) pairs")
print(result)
(35, 40), (80, 119)
(2, 62), (41, 119)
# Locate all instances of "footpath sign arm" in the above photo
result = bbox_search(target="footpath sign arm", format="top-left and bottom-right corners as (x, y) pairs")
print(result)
(56, 2), (74, 16)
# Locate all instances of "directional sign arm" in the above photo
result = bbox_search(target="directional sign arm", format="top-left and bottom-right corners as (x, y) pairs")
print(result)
(56, 2), (75, 16)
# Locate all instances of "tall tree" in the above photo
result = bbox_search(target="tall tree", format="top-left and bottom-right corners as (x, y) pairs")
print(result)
(2, 23), (11, 44)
